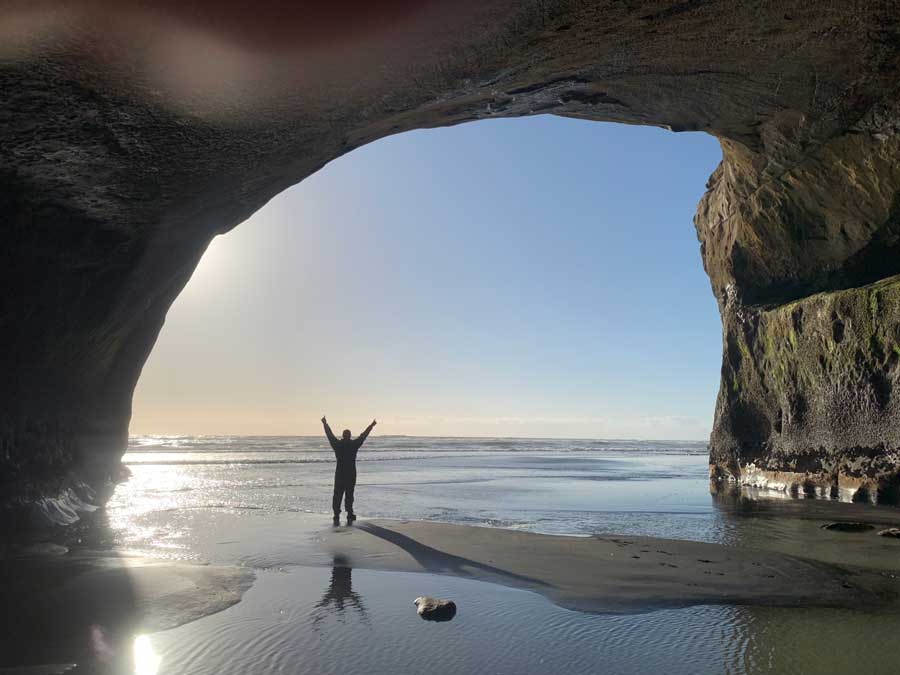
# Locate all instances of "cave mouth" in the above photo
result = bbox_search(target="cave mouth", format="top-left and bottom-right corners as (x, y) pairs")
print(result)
(3, 0), (898, 526)
(131, 116), (723, 442)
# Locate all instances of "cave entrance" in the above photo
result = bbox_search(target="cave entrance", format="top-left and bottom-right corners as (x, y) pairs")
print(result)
(131, 116), (723, 441)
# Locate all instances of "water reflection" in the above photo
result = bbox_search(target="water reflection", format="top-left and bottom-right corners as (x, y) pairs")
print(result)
(148, 563), (900, 675)
(709, 484), (900, 572)
(311, 556), (369, 628)
(0, 511), (145, 674)
(133, 635), (161, 675)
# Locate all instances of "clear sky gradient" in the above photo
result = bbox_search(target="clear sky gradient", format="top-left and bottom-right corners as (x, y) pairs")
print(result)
(131, 116), (724, 439)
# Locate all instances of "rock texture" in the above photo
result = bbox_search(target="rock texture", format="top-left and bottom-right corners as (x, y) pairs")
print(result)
(2, 1), (900, 518)
(414, 596), (458, 622)
(710, 275), (900, 501)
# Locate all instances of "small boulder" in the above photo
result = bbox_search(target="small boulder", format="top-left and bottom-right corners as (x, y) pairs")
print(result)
(414, 596), (457, 622)
(878, 528), (900, 538)
(820, 522), (875, 532)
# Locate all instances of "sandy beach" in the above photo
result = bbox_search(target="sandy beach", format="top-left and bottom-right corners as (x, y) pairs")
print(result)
(6, 506), (900, 674)
(7, 441), (900, 674)
(322, 518), (900, 613)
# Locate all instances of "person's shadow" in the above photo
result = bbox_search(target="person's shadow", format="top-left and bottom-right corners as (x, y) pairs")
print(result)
(311, 555), (370, 629)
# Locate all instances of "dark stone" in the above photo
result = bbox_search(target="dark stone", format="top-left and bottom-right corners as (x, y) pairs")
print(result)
(414, 596), (457, 622)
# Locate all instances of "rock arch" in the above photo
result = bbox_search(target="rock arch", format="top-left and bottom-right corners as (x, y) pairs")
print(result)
(2, 0), (900, 520)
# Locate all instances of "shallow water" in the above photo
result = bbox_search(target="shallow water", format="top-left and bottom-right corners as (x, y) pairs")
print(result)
(112, 435), (900, 573)
(29, 436), (900, 674)
(142, 565), (900, 675)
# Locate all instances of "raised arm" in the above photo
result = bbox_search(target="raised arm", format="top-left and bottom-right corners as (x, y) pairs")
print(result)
(322, 416), (338, 450)
(354, 419), (377, 450)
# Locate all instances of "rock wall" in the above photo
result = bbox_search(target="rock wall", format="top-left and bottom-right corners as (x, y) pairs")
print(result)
(701, 102), (900, 501)
(2, 0), (900, 522)
(710, 276), (900, 501)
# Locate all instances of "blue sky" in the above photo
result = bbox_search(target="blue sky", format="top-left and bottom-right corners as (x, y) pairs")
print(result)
(132, 116), (723, 439)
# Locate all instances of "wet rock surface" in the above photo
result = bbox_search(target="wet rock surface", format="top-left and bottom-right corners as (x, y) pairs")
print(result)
(414, 596), (458, 622)
(1, 1), (900, 517)
(710, 275), (900, 501)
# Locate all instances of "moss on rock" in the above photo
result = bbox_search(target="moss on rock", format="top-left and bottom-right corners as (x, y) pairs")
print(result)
(711, 275), (900, 501)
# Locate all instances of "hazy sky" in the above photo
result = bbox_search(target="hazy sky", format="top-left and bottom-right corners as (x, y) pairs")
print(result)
(131, 116), (723, 439)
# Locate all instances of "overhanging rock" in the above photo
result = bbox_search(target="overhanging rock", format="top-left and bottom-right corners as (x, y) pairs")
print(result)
(2, 1), (900, 520)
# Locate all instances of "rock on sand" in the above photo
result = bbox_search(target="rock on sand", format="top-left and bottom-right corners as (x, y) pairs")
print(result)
(414, 596), (457, 622)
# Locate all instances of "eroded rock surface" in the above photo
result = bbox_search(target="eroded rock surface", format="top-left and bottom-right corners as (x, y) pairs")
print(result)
(711, 275), (900, 501)
(2, 1), (900, 517)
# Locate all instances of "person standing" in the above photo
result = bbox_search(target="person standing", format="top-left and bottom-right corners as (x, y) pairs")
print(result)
(321, 416), (376, 525)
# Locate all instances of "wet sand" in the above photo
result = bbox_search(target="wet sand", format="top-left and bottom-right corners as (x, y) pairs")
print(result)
(1, 549), (253, 670)
(5, 503), (900, 672)
(149, 564), (900, 675)
(319, 518), (900, 613)
(9, 438), (900, 673)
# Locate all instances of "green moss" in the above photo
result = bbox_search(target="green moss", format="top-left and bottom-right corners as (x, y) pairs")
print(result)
(732, 275), (900, 429)
(738, 339), (751, 362)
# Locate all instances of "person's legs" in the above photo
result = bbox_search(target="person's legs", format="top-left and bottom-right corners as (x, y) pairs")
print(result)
(345, 474), (356, 520)
(332, 480), (344, 519)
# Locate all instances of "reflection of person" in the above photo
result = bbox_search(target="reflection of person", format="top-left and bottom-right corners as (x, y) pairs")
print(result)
(322, 416), (376, 525)
(311, 556), (369, 628)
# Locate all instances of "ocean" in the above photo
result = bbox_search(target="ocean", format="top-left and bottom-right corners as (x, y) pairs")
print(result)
(111, 435), (714, 557)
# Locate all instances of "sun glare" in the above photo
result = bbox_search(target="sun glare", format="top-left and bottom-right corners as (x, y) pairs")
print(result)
(133, 635), (161, 675)
(181, 233), (238, 300)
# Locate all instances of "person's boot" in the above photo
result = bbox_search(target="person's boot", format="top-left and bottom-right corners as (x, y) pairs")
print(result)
(333, 513), (341, 526)
(346, 512), (357, 523)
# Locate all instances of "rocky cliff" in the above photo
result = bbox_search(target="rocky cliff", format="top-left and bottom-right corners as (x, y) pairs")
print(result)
(2, 0), (900, 522)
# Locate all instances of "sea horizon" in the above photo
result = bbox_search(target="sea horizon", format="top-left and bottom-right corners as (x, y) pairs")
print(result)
(128, 432), (712, 443)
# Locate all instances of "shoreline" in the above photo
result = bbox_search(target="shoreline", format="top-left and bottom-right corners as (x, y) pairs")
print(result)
(319, 517), (900, 614)
(5, 507), (900, 670)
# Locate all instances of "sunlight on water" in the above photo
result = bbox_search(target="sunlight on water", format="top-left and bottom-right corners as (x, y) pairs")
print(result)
(133, 635), (161, 675)
(109, 436), (716, 556)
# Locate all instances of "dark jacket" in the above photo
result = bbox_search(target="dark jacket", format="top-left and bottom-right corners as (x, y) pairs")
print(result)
(324, 421), (374, 478)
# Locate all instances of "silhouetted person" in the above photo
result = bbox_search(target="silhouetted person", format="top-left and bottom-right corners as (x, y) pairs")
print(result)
(322, 415), (376, 524)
